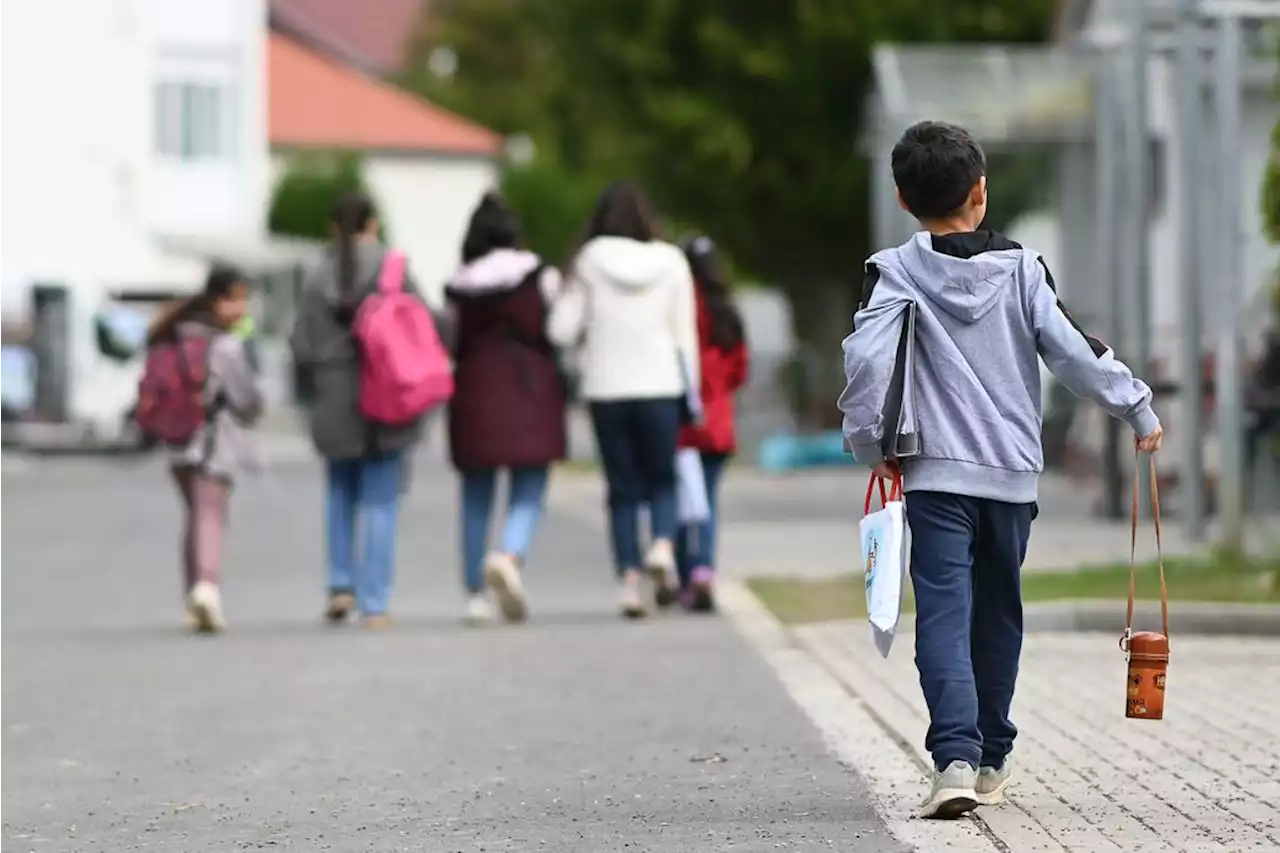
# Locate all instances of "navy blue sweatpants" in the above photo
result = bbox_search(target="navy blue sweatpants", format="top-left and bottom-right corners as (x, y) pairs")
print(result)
(905, 490), (1036, 772)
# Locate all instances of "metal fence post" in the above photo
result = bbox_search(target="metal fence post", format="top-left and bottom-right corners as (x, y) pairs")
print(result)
(1097, 57), (1127, 519)
(1213, 12), (1246, 551)
(1176, 0), (1207, 538)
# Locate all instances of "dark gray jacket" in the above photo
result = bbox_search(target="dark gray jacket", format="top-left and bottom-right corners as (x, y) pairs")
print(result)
(289, 242), (450, 460)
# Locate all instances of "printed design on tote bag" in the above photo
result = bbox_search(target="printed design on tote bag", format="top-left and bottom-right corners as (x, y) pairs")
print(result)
(863, 524), (882, 589)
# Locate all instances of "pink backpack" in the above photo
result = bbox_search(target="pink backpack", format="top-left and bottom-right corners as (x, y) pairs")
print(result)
(351, 250), (453, 425)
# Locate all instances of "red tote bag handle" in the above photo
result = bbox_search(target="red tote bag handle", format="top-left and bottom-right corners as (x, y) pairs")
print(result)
(863, 470), (903, 515)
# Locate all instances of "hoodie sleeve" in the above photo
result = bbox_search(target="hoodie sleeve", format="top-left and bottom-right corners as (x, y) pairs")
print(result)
(837, 271), (907, 467)
(671, 254), (701, 391)
(1029, 257), (1160, 438)
(288, 262), (329, 368)
(210, 334), (263, 425)
(547, 270), (588, 348)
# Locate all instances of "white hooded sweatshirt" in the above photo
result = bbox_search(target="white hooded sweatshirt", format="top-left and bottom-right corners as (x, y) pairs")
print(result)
(548, 235), (699, 401)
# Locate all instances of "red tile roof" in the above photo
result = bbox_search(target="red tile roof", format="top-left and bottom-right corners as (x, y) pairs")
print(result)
(268, 33), (501, 156)
(269, 0), (425, 77)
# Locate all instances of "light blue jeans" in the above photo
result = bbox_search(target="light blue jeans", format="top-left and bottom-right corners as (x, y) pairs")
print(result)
(460, 467), (549, 593)
(326, 452), (405, 616)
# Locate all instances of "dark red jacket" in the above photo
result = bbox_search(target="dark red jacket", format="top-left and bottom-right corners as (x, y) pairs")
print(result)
(678, 287), (748, 454)
(446, 268), (567, 471)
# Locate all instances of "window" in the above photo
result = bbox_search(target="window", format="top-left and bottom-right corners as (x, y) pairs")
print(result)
(154, 81), (232, 161)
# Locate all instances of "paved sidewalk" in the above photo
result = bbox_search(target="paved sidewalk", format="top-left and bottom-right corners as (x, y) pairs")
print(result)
(791, 619), (1280, 852)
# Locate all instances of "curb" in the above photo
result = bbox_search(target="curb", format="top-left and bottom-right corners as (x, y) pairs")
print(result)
(1023, 600), (1280, 636)
(717, 578), (1000, 853)
(876, 601), (1280, 637)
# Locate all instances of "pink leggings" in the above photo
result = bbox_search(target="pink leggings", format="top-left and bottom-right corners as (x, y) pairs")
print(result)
(171, 466), (231, 591)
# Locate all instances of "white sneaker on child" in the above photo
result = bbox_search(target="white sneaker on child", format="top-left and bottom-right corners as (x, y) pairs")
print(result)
(920, 760), (978, 819)
(484, 552), (528, 622)
(618, 570), (647, 619)
(187, 582), (225, 633)
(465, 594), (493, 625)
(643, 540), (679, 608)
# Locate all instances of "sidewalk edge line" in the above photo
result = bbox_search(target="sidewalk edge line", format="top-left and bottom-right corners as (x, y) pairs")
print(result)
(718, 578), (1001, 853)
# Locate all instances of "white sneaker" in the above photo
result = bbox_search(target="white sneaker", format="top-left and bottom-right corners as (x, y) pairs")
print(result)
(976, 760), (1012, 805)
(643, 539), (678, 608)
(619, 570), (647, 619)
(483, 552), (528, 623)
(187, 582), (225, 633)
(920, 760), (978, 819)
(465, 594), (493, 625)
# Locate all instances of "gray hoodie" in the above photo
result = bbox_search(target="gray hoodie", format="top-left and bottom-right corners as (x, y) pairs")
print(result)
(839, 230), (1159, 503)
(169, 319), (263, 480)
(290, 241), (450, 461)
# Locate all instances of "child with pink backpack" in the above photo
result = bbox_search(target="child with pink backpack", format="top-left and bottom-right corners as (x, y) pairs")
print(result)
(289, 192), (452, 628)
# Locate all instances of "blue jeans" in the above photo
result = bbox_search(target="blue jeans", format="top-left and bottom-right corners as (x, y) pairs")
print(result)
(676, 451), (728, 585)
(326, 453), (405, 616)
(905, 491), (1036, 771)
(460, 467), (549, 594)
(589, 398), (681, 575)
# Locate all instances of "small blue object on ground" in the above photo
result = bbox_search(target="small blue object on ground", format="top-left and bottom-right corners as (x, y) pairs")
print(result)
(757, 431), (858, 472)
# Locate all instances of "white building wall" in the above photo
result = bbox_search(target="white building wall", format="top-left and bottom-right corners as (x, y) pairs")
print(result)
(270, 153), (499, 305)
(147, 0), (268, 239)
(1, 0), (154, 287)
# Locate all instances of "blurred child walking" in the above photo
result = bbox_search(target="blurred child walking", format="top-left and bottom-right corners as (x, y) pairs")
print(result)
(138, 264), (263, 633)
(674, 236), (748, 612)
(549, 182), (700, 618)
(290, 192), (442, 628)
(445, 193), (567, 624)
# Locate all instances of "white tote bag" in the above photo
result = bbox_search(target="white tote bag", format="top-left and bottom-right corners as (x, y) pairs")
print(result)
(860, 473), (909, 658)
(675, 448), (711, 524)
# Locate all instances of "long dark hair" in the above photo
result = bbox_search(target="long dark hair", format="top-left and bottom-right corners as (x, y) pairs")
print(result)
(681, 235), (744, 351)
(146, 263), (246, 345)
(566, 180), (659, 272)
(461, 192), (520, 263)
(332, 191), (376, 301)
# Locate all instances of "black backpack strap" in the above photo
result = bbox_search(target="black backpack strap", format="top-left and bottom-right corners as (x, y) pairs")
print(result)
(853, 263), (881, 329)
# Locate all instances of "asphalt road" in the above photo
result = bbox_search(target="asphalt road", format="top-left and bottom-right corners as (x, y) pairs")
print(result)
(2, 456), (902, 852)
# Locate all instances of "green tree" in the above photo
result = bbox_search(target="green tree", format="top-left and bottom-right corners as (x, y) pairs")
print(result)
(268, 152), (383, 241)
(407, 0), (1058, 423)
(1264, 117), (1280, 320)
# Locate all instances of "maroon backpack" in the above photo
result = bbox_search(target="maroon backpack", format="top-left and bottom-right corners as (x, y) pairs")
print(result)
(134, 337), (211, 445)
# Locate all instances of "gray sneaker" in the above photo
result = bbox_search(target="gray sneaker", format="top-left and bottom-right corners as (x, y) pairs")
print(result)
(976, 761), (1012, 805)
(920, 760), (978, 819)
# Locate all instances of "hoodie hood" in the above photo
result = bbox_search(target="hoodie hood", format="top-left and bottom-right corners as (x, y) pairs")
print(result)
(895, 230), (1022, 324)
(575, 236), (686, 291)
(447, 249), (541, 295)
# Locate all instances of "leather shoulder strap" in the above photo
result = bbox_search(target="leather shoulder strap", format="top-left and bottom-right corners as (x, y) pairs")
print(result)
(1125, 452), (1169, 646)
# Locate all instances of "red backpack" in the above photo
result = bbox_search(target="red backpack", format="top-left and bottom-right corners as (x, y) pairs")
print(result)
(134, 337), (211, 445)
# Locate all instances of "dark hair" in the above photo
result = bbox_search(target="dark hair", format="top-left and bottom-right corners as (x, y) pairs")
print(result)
(461, 192), (520, 263)
(680, 235), (745, 351)
(567, 180), (659, 270)
(147, 262), (248, 344)
(331, 191), (376, 301)
(891, 121), (987, 220)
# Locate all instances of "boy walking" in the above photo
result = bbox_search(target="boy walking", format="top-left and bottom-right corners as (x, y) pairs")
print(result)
(839, 121), (1164, 819)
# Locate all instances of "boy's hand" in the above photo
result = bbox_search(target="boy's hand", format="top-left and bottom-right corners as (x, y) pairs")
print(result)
(1136, 424), (1164, 454)
(872, 461), (900, 480)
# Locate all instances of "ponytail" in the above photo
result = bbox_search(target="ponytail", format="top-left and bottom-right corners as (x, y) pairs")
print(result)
(331, 191), (376, 305)
(680, 235), (745, 351)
